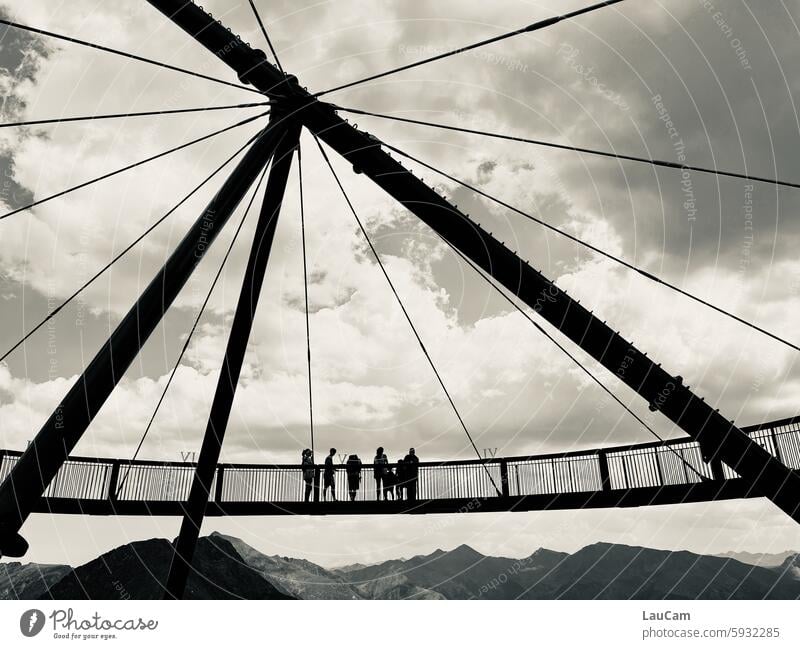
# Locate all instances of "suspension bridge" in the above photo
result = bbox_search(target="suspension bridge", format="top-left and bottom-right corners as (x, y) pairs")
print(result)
(1, 416), (798, 516)
(0, 0), (799, 600)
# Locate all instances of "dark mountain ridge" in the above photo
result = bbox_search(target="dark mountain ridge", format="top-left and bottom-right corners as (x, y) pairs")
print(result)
(521, 542), (800, 599)
(19, 535), (292, 600)
(2, 536), (797, 600)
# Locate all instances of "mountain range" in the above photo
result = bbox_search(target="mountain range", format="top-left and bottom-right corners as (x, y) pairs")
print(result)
(1, 533), (798, 600)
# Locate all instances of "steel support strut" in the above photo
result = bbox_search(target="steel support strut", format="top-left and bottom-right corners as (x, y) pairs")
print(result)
(163, 116), (301, 599)
(146, 0), (800, 523)
(0, 122), (282, 557)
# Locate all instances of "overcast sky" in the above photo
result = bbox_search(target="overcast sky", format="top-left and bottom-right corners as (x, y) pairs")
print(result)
(1, 0), (799, 567)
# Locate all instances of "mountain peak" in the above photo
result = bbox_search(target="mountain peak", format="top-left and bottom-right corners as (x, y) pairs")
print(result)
(527, 548), (568, 561)
(449, 543), (483, 559)
(40, 536), (291, 600)
(423, 544), (483, 561)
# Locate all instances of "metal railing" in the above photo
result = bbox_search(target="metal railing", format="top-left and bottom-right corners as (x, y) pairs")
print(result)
(0, 416), (798, 505)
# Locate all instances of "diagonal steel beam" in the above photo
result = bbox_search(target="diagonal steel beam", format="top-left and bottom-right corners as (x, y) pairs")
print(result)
(145, 0), (800, 524)
(163, 116), (302, 599)
(0, 123), (282, 558)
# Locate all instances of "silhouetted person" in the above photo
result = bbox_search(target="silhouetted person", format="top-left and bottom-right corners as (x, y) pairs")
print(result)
(403, 447), (419, 501)
(395, 458), (406, 501)
(301, 449), (314, 502)
(382, 466), (397, 500)
(374, 447), (388, 501)
(346, 454), (362, 501)
(323, 448), (337, 501)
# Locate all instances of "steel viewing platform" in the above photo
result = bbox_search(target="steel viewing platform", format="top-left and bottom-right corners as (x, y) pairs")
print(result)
(1, 416), (797, 517)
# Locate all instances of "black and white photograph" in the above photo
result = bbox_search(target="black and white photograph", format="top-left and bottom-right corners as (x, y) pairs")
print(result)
(0, 0), (799, 645)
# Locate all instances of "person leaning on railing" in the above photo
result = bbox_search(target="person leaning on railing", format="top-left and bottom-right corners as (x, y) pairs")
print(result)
(374, 447), (388, 500)
(301, 449), (314, 502)
(395, 458), (406, 500)
(346, 454), (363, 501)
(403, 448), (419, 501)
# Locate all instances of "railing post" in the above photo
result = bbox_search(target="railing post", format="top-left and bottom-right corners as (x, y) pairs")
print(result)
(654, 449), (665, 486)
(679, 448), (690, 483)
(214, 466), (225, 503)
(597, 451), (611, 491)
(313, 465), (320, 503)
(107, 461), (120, 503)
(770, 431), (783, 464)
(709, 457), (725, 482)
(499, 460), (510, 497)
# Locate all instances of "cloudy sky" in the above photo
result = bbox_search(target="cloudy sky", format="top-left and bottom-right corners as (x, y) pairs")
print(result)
(1, 0), (799, 567)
